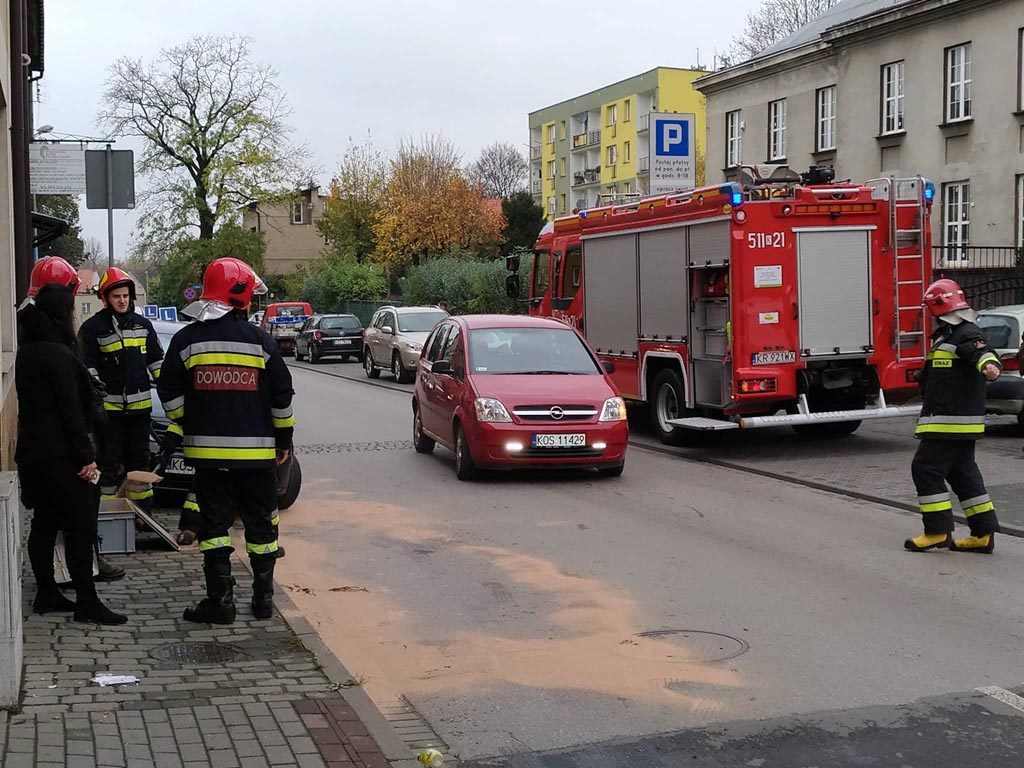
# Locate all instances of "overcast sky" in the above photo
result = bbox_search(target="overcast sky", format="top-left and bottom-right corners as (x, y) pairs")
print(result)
(40, 0), (761, 261)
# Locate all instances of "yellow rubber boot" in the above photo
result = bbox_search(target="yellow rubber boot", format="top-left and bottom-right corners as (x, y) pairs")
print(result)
(950, 534), (994, 554)
(904, 532), (952, 552)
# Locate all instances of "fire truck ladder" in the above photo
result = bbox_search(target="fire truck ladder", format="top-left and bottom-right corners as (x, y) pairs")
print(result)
(868, 176), (929, 363)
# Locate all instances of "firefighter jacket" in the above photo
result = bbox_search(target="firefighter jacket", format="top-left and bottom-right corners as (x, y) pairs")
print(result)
(157, 312), (294, 469)
(915, 320), (1000, 440)
(79, 308), (163, 413)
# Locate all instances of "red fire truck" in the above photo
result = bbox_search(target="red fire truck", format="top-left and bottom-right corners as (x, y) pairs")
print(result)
(506, 166), (935, 444)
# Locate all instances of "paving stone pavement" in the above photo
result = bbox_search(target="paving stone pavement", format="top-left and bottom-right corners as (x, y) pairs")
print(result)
(0, 509), (415, 768)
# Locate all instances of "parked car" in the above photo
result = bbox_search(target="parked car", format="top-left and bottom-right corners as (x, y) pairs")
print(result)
(249, 310), (264, 325)
(148, 319), (303, 509)
(260, 302), (313, 356)
(976, 305), (1024, 426)
(363, 305), (448, 383)
(411, 314), (628, 480)
(295, 314), (364, 363)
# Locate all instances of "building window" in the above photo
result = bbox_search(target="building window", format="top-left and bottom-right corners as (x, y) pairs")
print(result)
(1017, 175), (1024, 250)
(547, 196), (556, 215)
(725, 110), (742, 167)
(624, 181), (632, 195)
(943, 181), (970, 256)
(607, 145), (618, 165)
(607, 104), (618, 126)
(559, 120), (567, 140)
(559, 193), (567, 213)
(768, 99), (787, 161)
(624, 99), (631, 122)
(624, 141), (631, 163)
(546, 124), (555, 143)
(1018, 28), (1024, 111)
(81, 302), (91, 315)
(881, 61), (905, 134)
(558, 157), (566, 176)
(945, 42), (972, 122)
(547, 160), (556, 178)
(816, 86), (836, 152)
(291, 199), (304, 224)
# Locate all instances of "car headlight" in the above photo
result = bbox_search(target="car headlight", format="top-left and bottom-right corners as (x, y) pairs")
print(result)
(404, 341), (423, 352)
(474, 397), (512, 423)
(599, 397), (627, 422)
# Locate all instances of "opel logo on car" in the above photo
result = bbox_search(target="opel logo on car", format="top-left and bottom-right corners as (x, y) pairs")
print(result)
(550, 406), (564, 420)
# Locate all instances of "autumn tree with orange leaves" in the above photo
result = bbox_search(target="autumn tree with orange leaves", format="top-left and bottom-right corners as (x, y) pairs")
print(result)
(372, 136), (505, 273)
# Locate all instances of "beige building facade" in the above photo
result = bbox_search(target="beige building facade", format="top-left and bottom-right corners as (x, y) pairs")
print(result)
(696, 0), (1024, 265)
(241, 187), (328, 276)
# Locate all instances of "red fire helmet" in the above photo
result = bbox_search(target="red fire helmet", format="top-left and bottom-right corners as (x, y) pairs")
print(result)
(27, 256), (80, 297)
(200, 257), (267, 312)
(97, 267), (135, 303)
(922, 278), (971, 318)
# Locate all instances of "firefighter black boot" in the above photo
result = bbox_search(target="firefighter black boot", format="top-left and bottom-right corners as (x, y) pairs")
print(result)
(250, 553), (276, 620)
(950, 533), (995, 553)
(184, 554), (236, 624)
(904, 532), (952, 552)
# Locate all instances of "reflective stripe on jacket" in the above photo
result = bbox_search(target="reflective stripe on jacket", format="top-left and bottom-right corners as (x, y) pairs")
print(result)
(915, 321), (999, 440)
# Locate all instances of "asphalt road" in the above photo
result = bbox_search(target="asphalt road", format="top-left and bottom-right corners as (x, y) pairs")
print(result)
(277, 358), (1024, 766)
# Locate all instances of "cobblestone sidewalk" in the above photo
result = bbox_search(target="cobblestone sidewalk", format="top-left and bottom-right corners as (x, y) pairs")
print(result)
(0, 511), (417, 768)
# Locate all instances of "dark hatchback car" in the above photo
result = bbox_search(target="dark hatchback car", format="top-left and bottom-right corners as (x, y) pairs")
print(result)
(295, 314), (363, 363)
(148, 320), (302, 510)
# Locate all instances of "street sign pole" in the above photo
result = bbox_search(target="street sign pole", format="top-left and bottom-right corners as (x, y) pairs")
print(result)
(105, 144), (114, 267)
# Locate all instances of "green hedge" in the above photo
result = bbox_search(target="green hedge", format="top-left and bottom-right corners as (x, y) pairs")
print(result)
(398, 254), (532, 315)
(295, 259), (388, 312)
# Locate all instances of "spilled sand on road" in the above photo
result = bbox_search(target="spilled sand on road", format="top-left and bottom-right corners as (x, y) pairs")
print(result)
(276, 487), (745, 713)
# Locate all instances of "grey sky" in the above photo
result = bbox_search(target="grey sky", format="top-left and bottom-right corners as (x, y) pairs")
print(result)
(39, 0), (762, 262)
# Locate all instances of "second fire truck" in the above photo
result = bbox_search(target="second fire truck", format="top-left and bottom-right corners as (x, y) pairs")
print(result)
(508, 166), (935, 444)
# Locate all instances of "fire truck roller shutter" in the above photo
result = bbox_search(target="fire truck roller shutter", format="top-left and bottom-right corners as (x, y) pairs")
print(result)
(687, 220), (731, 267)
(796, 228), (873, 357)
(639, 228), (689, 340)
(582, 233), (639, 356)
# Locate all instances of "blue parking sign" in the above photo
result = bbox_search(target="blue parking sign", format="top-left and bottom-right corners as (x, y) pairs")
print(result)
(143, 304), (158, 319)
(159, 306), (178, 322)
(654, 117), (690, 156)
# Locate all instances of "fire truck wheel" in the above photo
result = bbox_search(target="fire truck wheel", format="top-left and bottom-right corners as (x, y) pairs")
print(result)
(650, 369), (689, 446)
(792, 420), (862, 437)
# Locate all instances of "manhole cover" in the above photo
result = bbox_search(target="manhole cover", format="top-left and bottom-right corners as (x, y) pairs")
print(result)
(621, 629), (749, 663)
(150, 642), (247, 664)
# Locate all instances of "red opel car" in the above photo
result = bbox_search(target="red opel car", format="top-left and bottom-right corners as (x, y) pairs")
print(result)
(412, 315), (628, 480)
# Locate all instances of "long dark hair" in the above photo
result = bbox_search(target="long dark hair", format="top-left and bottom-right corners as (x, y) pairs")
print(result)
(34, 284), (78, 352)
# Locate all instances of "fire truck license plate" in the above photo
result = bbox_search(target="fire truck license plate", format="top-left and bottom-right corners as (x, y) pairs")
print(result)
(752, 350), (796, 365)
(532, 433), (587, 448)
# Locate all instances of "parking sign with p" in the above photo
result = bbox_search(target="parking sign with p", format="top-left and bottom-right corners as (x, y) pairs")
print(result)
(656, 119), (690, 156)
(649, 112), (696, 195)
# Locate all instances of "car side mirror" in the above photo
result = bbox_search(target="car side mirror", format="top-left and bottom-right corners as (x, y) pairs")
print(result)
(432, 360), (452, 375)
(506, 274), (520, 299)
(602, 360), (616, 374)
(381, 325), (394, 335)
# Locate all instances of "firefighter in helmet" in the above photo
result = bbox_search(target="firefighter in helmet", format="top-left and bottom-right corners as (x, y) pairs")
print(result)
(906, 279), (1001, 553)
(78, 267), (164, 511)
(157, 257), (294, 624)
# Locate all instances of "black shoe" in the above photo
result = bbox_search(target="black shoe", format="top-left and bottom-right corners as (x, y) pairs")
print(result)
(250, 553), (276, 620)
(183, 598), (237, 625)
(32, 589), (76, 615)
(96, 557), (126, 582)
(274, 546), (286, 560)
(183, 555), (236, 625)
(74, 599), (128, 625)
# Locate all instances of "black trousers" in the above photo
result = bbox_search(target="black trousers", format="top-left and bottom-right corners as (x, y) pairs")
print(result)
(20, 459), (99, 600)
(194, 467), (278, 557)
(97, 412), (153, 508)
(911, 439), (1000, 536)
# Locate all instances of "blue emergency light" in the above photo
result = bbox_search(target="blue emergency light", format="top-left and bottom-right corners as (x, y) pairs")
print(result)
(924, 181), (935, 202)
(719, 183), (744, 207)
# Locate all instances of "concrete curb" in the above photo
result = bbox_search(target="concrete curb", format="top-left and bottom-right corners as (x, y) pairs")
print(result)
(238, 553), (415, 764)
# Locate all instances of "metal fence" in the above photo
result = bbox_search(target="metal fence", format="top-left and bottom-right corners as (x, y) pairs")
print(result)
(932, 245), (1021, 270)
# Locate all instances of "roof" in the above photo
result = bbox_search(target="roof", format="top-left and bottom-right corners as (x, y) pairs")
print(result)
(76, 268), (99, 295)
(457, 314), (575, 331)
(756, 0), (914, 59)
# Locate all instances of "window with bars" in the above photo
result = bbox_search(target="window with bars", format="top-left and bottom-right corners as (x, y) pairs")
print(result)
(943, 181), (970, 257)
(881, 61), (904, 134)
(725, 110), (742, 167)
(945, 43), (972, 122)
(816, 86), (836, 151)
(768, 100), (787, 160)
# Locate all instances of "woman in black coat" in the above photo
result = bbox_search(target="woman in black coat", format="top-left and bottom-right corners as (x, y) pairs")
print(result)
(15, 284), (126, 625)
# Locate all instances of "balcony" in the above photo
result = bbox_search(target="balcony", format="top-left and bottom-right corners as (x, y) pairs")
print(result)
(529, 145), (542, 161)
(572, 130), (602, 151)
(637, 113), (650, 133)
(572, 168), (602, 187)
(933, 245), (1021, 270)
(637, 155), (650, 173)
(531, 179), (541, 194)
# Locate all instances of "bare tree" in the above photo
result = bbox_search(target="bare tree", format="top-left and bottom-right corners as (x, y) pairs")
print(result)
(82, 237), (106, 270)
(728, 0), (841, 63)
(98, 35), (309, 251)
(466, 142), (528, 198)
